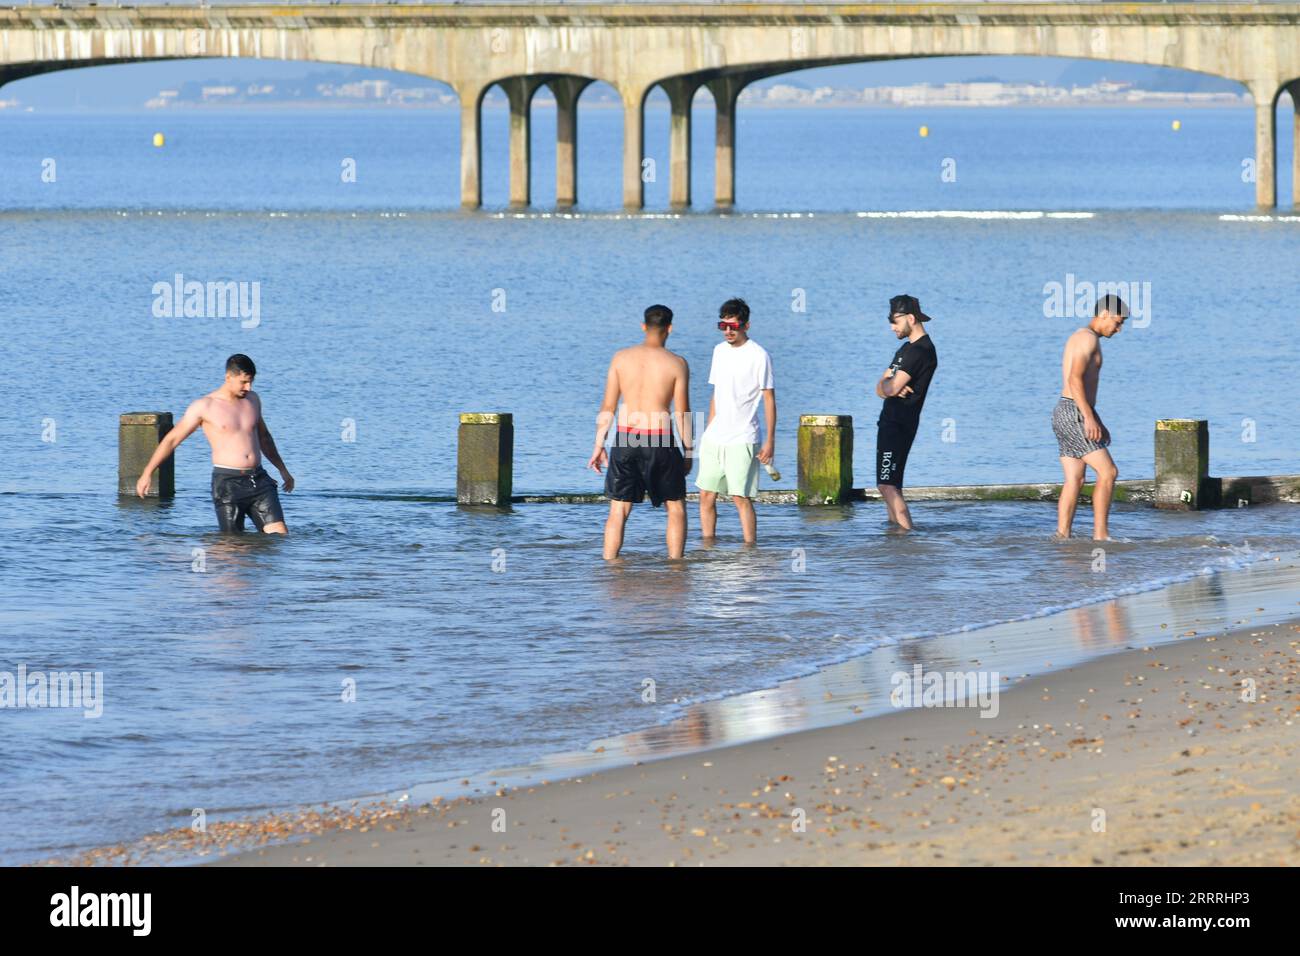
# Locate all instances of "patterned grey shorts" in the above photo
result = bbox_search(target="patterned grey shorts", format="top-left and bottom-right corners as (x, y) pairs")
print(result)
(1052, 396), (1109, 459)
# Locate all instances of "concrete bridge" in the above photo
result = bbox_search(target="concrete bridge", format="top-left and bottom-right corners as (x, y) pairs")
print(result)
(3, 3), (1299, 209)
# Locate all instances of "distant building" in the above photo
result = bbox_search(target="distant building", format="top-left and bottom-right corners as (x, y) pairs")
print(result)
(144, 89), (178, 109)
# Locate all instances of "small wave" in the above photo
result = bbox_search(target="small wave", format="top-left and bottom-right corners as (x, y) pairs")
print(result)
(855, 209), (1095, 220)
(485, 209), (1101, 222)
(1219, 214), (1300, 223)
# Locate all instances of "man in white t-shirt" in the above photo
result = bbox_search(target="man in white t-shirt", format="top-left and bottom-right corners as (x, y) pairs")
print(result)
(696, 298), (776, 543)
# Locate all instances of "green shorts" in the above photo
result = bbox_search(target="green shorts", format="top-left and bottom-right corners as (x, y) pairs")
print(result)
(695, 439), (760, 498)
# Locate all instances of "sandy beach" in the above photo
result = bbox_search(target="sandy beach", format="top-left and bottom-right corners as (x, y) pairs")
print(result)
(190, 612), (1298, 867)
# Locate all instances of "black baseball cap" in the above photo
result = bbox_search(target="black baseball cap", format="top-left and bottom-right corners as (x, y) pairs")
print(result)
(889, 294), (932, 323)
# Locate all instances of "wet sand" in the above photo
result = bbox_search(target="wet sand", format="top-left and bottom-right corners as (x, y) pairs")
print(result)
(204, 613), (1298, 867)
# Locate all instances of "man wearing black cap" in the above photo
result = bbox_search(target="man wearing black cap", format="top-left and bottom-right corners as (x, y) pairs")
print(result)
(873, 294), (938, 530)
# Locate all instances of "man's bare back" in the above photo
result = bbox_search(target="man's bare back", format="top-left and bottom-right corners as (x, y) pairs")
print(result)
(608, 343), (690, 434)
(588, 306), (690, 560)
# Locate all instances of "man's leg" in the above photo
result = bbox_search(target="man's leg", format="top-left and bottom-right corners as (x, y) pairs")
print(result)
(876, 423), (915, 530)
(1055, 457), (1086, 538)
(214, 500), (243, 532)
(877, 484), (913, 530)
(699, 490), (719, 538)
(1083, 448), (1118, 541)
(733, 495), (757, 543)
(664, 499), (687, 559)
(213, 473), (244, 532)
(247, 479), (287, 534)
(604, 500), (633, 560)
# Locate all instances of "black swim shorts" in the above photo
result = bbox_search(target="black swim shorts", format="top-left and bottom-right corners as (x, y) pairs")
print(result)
(211, 465), (285, 532)
(604, 432), (686, 507)
(876, 419), (920, 488)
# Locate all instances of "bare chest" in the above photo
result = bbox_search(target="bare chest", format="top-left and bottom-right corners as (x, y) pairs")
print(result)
(204, 401), (258, 436)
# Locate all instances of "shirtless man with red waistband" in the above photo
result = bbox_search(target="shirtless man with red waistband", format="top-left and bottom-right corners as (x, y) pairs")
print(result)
(587, 305), (693, 560)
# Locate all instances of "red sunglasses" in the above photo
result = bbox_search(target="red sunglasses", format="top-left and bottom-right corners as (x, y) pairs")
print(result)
(717, 320), (743, 331)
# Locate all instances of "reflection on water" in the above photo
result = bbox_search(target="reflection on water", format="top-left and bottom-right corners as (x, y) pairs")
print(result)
(191, 533), (287, 605)
(1070, 601), (1132, 649)
(508, 553), (1300, 779)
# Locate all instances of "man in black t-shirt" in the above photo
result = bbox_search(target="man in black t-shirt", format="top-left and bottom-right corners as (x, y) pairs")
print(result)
(873, 294), (939, 530)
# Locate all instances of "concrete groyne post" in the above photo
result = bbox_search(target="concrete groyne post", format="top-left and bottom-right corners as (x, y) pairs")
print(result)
(458, 413), (513, 505)
(797, 415), (853, 505)
(119, 412), (174, 498)
(1154, 419), (1209, 510)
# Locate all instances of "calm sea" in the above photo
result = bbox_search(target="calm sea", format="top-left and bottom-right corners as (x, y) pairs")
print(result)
(1, 105), (1298, 863)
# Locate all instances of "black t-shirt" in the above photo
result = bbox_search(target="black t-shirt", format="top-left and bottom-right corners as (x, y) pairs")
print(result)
(879, 334), (938, 427)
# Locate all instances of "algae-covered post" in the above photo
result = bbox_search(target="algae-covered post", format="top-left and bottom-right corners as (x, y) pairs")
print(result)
(118, 412), (174, 498)
(457, 412), (513, 506)
(1154, 418), (1209, 510)
(797, 414), (853, 505)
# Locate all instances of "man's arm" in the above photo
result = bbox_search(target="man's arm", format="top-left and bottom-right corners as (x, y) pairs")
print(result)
(588, 358), (619, 473)
(253, 397), (294, 492)
(135, 400), (203, 497)
(673, 359), (693, 462)
(758, 388), (776, 465)
(1064, 335), (1102, 441)
(876, 368), (914, 399)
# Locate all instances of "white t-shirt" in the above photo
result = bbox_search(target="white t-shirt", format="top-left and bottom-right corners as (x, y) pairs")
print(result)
(702, 338), (774, 446)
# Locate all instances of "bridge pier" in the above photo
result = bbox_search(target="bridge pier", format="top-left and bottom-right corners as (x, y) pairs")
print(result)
(458, 83), (485, 210)
(1250, 79), (1279, 209)
(501, 77), (545, 208)
(662, 78), (699, 208)
(707, 76), (747, 209)
(622, 85), (648, 211)
(551, 77), (592, 209)
(1289, 81), (1300, 209)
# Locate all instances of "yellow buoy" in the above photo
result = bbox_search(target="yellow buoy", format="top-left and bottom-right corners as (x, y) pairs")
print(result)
(1171, 119), (1181, 131)
(919, 125), (929, 138)
(152, 132), (165, 148)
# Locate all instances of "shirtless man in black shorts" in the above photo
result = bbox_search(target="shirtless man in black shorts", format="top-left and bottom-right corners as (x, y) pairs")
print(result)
(587, 305), (693, 559)
(874, 294), (939, 531)
(135, 353), (294, 533)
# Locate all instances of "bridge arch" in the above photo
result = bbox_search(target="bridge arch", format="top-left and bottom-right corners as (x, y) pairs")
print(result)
(628, 53), (1297, 211)
(470, 73), (602, 208)
(2, 3), (1298, 210)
